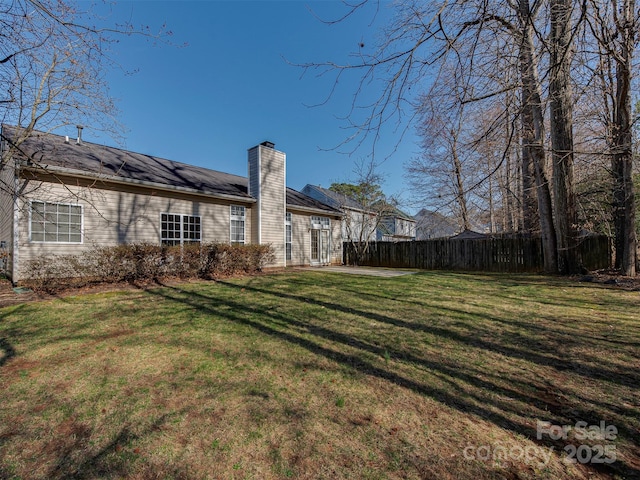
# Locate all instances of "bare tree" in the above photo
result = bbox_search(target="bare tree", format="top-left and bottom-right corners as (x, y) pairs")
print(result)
(548, 0), (580, 273)
(485, 0), (560, 270)
(305, 0), (637, 274)
(0, 0), (165, 192)
(302, 1), (563, 269)
(408, 93), (473, 231)
(331, 160), (398, 264)
(587, 0), (637, 275)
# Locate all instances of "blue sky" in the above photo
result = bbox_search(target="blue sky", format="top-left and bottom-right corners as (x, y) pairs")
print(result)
(90, 1), (421, 210)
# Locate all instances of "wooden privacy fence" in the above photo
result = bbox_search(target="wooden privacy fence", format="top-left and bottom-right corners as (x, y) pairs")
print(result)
(343, 235), (611, 273)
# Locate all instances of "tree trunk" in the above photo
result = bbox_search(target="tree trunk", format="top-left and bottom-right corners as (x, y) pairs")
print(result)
(521, 138), (539, 232)
(488, 162), (495, 233)
(518, 0), (539, 234)
(518, 0), (558, 272)
(532, 144), (558, 273)
(549, 0), (578, 274)
(451, 130), (471, 231)
(612, 0), (637, 276)
(502, 98), (517, 232)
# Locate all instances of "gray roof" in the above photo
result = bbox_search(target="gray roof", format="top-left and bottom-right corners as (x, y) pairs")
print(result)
(414, 209), (460, 240)
(285, 188), (342, 214)
(450, 229), (487, 240)
(303, 184), (414, 222)
(301, 184), (367, 211)
(372, 201), (415, 222)
(4, 125), (340, 215)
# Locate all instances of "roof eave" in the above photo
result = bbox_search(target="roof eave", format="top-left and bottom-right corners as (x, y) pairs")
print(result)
(286, 204), (343, 217)
(19, 164), (257, 204)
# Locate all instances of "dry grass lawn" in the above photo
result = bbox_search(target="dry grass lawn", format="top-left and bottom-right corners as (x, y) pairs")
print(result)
(0, 271), (638, 479)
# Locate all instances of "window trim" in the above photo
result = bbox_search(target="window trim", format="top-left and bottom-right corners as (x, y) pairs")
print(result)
(311, 215), (331, 229)
(160, 212), (202, 246)
(285, 211), (292, 261)
(29, 200), (84, 244)
(230, 205), (246, 245)
(310, 216), (331, 265)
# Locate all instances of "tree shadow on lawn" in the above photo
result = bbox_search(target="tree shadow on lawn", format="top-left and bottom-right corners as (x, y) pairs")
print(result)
(219, 280), (639, 391)
(281, 273), (640, 348)
(0, 337), (16, 367)
(45, 411), (187, 480)
(216, 280), (640, 429)
(145, 282), (639, 479)
(0, 302), (105, 356)
(288, 278), (640, 372)
(0, 305), (29, 368)
(292, 271), (640, 319)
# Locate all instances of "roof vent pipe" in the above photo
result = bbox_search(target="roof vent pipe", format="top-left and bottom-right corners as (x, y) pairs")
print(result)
(76, 125), (83, 145)
(64, 136), (69, 144)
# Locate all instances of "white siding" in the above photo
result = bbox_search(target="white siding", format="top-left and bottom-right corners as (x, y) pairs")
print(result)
(330, 215), (342, 264)
(396, 217), (417, 238)
(14, 175), (253, 281)
(287, 209), (342, 266)
(289, 212), (309, 266)
(343, 208), (377, 243)
(248, 144), (286, 267)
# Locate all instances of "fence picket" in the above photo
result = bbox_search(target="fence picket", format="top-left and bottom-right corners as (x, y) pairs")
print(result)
(344, 235), (611, 272)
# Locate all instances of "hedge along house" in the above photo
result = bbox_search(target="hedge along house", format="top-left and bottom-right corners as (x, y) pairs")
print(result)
(0, 125), (342, 283)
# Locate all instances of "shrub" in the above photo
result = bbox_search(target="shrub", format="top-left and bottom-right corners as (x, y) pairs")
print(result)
(22, 242), (275, 293)
(199, 243), (275, 279)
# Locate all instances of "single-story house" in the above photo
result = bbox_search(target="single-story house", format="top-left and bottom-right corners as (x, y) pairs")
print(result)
(0, 125), (343, 283)
(301, 184), (416, 243)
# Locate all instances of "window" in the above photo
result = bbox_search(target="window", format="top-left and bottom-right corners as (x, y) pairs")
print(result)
(311, 229), (319, 261)
(311, 216), (330, 229)
(285, 212), (292, 261)
(30, 201), (82, 243)
(182, 215), (201, 243)
(161, 213), (201, 246)
(230, 205), (245, 244)
(310, 216), (331, 265)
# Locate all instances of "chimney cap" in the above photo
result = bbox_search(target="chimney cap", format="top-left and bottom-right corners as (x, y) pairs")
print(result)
(260, 141), (275, 149)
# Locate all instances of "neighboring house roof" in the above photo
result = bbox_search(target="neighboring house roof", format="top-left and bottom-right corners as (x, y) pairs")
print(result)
(285, 188), (342, 214)
(302, 185), (414, 221)
(414, 209), (460, 239)
(301, 184), (368, 212)
(373, 201), (415, 223)
(450, 229), (487, 240)
(3, 125), (340, 215)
